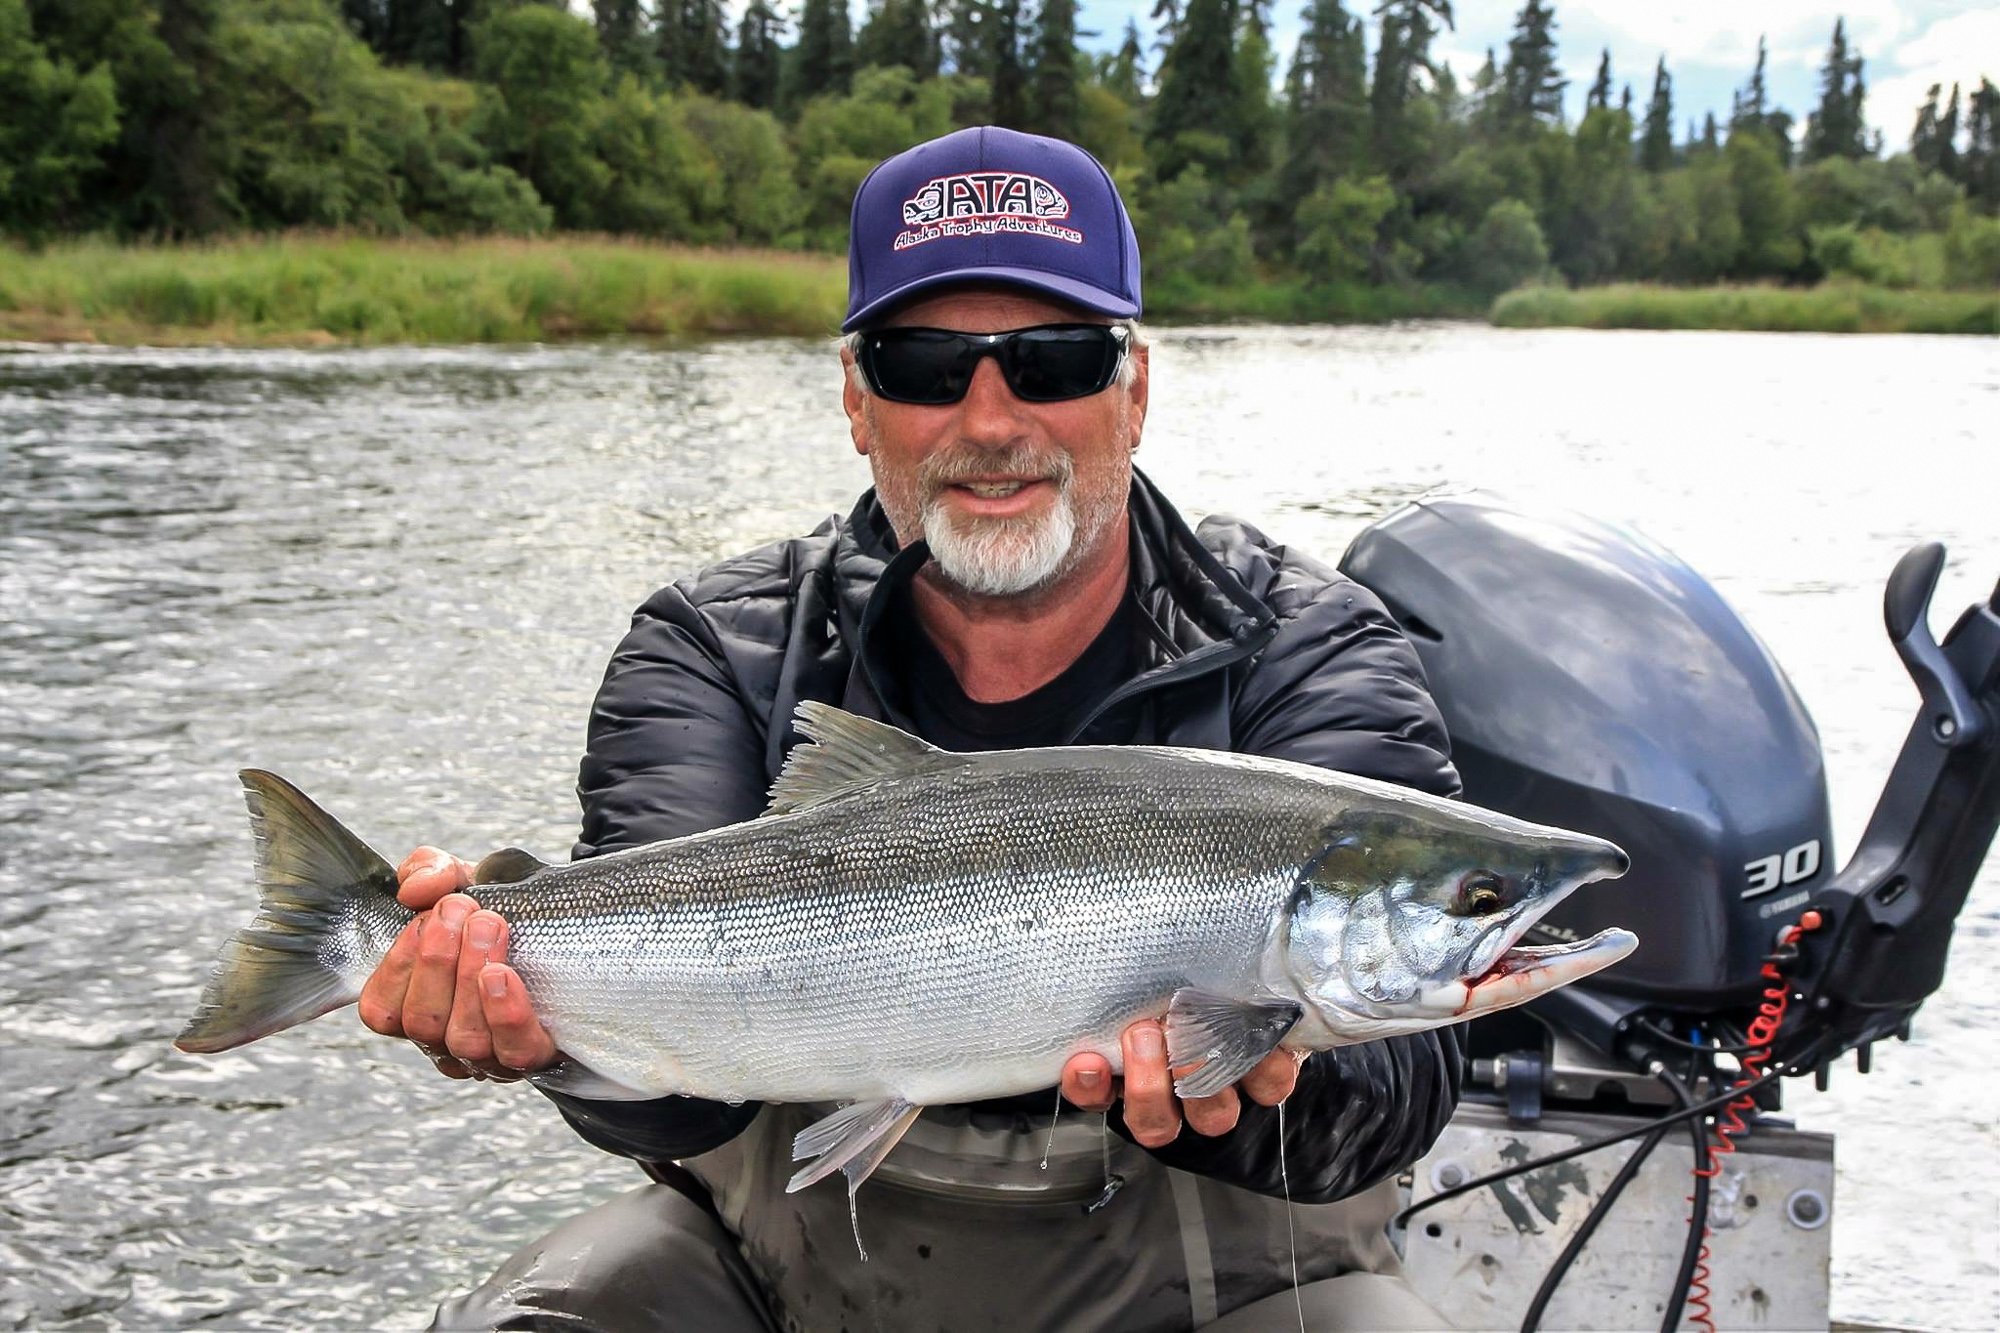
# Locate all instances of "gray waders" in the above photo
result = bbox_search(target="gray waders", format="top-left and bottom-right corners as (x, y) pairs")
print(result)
(432, 1104), (1448, 1332)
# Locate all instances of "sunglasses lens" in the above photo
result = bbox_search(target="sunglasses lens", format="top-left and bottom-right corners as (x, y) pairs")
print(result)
(863, 326), (1123, 405)
(1004, 328), (1123, 402)
(862, 330), (976, 405)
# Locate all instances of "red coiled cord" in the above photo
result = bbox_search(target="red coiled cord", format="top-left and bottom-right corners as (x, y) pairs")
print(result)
(1681, 910), (1822, 1332)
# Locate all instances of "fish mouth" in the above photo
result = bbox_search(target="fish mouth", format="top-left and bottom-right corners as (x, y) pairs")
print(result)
(1452, 928), (1638, 1017)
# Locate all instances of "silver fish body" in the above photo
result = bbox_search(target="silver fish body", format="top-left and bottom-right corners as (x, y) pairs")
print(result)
(177, 703), (1635, 1194)
(481, 745), (1392, 1105)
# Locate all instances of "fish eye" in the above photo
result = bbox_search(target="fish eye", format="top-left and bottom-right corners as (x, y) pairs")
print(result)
(1458, 873), (1507, 916)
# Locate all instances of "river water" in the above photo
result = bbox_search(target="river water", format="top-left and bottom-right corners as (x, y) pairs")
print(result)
(1, 325), (1994, 1330)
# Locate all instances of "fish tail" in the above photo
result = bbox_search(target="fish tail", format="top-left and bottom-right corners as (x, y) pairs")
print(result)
(175, 771), (407, 1054)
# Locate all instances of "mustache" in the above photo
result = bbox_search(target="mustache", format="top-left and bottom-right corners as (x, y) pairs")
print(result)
(918, 444), (1075, 492)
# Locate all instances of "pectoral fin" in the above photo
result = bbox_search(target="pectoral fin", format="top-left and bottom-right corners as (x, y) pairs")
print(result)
(1164, 990), (1303, 1100)
(786, 1097), (922, 1194)
(523, 1058), (658, 1102)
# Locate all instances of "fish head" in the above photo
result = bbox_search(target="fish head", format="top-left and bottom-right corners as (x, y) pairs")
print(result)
(1278, 808), (1636, 1044)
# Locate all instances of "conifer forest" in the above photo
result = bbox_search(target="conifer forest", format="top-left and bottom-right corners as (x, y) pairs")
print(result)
(4, 0), (1996, 318)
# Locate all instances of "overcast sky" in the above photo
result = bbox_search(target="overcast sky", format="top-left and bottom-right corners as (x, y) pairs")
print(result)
(1073, 1), (1999, 147)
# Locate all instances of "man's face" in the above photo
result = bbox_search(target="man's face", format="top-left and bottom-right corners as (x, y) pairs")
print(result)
(843, 287), (1149, 600)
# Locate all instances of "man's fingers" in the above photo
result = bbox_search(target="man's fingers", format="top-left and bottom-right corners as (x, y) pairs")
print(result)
(397, 846), (473, 910)
(402, 893), (476, 1046)
(1239, 1048), (1306, 1107)
(357, 917), (421, 1037)
(480, 962), (559, 1073)
(1060, 1051), (1117, 1112)
(1120, 1021), (1181, 1148)
(444, 910), (503, 1065)
(1180, 1084), (1242, 1137)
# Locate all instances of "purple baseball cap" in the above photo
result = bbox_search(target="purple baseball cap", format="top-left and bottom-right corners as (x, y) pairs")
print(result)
(843, 126), (1142, 332)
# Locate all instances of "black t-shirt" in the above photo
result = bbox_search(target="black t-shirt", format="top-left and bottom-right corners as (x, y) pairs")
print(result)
(888, 591), (1144, 751)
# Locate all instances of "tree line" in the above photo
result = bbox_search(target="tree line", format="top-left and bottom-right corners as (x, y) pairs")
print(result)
(5, 0), (1997, 298)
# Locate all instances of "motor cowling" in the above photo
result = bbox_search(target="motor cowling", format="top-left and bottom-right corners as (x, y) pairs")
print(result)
(1341, 492), (1834, 1010)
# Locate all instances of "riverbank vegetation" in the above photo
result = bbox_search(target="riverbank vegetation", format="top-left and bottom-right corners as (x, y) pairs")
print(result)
(0, 236), (844, 344)
(3, 0), (1996, 343)
(1493, 283), (1997, 336)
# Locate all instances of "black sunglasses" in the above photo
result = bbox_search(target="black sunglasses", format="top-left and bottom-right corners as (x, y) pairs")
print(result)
(856, 323), (1130, 406)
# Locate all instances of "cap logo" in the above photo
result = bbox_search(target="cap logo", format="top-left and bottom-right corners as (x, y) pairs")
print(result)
(895, 171), (1083, 250)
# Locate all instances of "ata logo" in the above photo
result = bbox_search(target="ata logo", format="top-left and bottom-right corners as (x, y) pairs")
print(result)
(896, 172), (1084, 249)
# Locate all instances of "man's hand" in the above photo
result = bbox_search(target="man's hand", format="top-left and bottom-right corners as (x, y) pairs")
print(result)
(355, 847), (560, 1082)
(1058, 1019), (1305, 1147)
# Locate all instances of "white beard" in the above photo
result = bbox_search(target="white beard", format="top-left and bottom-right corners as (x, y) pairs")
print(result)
(863, 396), (1133, 599)
(920, 468), (1083, 597)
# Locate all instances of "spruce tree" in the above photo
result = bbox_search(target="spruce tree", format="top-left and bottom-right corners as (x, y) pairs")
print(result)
(1938, 83), (1962, 183)
(1103, 18), (1144, 102)
(857, 0), (939, 76)
(653, 0), (687, 87)
(1729, 34), (1792, 165)
(1369, 0), (1453, 179)
(1963, 79), (1999, 210)
(1027, 0), (1079, 139)
(678, 0), (730, 96)
(796, 0), (854, 101)
(1639, 56), (1673, 171)
(591, 0), (651, 78)
(1149, 0), (1181, 57)
(1499, 0), (1563, 128)
(1232, 0), (1277, 172)
(1803, 18), (1867, 162)
(1149, 0), (1239, 179)
(1911, 83), (1945, 172)
(1280, 0), (1368, 228)
(988, 0), (1026, 127)
(1585, 49), (1610, 112)
(733, 0), (784, 108)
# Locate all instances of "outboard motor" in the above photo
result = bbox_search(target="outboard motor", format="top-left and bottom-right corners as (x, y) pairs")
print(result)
(1342, 492), (2000, 1099)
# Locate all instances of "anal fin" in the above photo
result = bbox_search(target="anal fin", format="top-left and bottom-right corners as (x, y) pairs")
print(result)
(1165, 989), (1303, 1100)
(787, 1098), (922, 1194)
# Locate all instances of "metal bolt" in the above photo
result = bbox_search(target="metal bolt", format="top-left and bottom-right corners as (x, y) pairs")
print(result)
(1786, 1188), (1829, 1230)
(1431, 1160), (1468, 1192)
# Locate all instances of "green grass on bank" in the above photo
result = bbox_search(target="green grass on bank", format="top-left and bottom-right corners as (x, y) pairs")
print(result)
(1491, 281), (2000, 335)
(1147, 275), (1487, 323)
(4, 238), (1993, 345)
(0, 236), (847, 346)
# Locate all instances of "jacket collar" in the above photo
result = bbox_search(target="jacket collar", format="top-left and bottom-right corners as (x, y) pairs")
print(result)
(828, 469), (1278, 733)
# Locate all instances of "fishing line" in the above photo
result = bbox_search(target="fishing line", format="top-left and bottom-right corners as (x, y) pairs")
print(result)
(1040, 1085), (1062, 1170)
(1084, 1112), (1126, 1214)
(1278, 1099), (1305, 1333)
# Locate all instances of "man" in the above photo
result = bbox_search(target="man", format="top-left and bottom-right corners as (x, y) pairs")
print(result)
(361, 127), (1460, 1330)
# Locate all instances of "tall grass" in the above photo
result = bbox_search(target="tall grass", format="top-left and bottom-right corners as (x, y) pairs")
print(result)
(1491, 281), (1999, 336)
(1148, 274), (1486, 323)
(0, 235), (847, 345)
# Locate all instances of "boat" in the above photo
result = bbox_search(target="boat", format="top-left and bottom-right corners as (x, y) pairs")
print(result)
(1341, 493), (2000, 1329)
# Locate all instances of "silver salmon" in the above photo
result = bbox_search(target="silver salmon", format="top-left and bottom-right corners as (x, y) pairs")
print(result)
(176, 702), (1635, 1197)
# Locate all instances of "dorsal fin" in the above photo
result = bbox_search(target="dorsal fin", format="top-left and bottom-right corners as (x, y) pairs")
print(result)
(474, 847), (550, 885)
(765, 702), (956, 816)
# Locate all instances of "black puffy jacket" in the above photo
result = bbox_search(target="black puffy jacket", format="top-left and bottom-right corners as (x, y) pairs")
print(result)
(551, 468), (1462, 1205)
